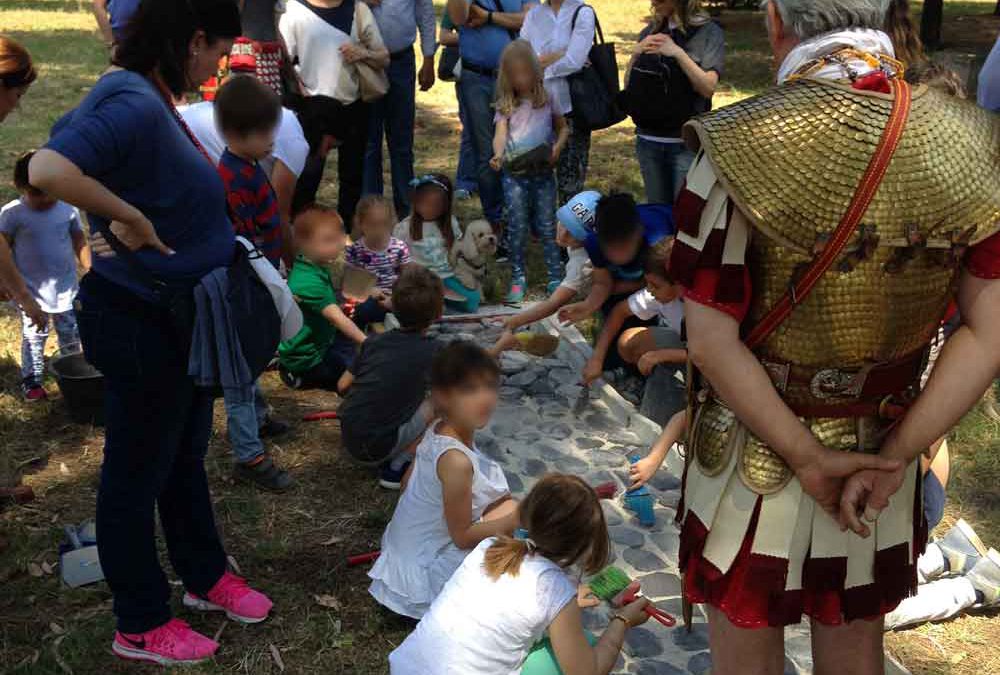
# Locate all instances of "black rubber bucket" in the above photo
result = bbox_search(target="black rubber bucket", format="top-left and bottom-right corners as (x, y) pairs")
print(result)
(50, 346), (105, 426)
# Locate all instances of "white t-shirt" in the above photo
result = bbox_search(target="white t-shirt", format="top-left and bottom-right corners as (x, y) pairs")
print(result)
(559, 246), (592, 293)
(178, 101), (309, 178)
(628, 288), (684, 334)
(0, 199), (82, 313)
(389, 538), (578, 675)
(393, 216), (462, 280)
(280, 0), (386, 105)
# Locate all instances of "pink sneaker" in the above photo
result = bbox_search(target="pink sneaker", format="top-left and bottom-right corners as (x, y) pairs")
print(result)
(112, 618), (218, 665)
(183, 571), (273, 624)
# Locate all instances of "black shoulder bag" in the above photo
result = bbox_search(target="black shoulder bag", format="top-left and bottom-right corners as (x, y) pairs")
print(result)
(566, 5), (626, 132)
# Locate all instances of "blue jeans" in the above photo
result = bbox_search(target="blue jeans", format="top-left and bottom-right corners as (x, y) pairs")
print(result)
(225, 381), (269, 464)
(457, 70), (503, 224)
(364, 50), (416, 217)
(20, 308), (78, 384)
(635, 137), (695, 204)
(75, 272), (226, 633)
(455, 83), (478, 193)
(501, 171), (562, 286)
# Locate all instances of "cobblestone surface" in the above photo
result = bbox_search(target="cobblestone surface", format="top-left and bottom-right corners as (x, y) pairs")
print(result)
(427, 317), (906, 675)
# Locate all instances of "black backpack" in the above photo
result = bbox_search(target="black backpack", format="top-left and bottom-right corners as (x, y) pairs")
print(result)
(619, 25), (703, 137)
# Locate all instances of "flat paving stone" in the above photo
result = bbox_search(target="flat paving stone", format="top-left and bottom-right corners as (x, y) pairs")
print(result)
(623, 548), (668, 573)
(631, 661), (687, 675)
(504, 471), (524, 495)
(507, 370), (538, 387)
(576, 437), (606, 450)
(540, 422), (573, 440)
(649, 472), (682, 492)
(671, 624), (709, 652)
(602, 502), (625, 527)
(625, 627), (664, 658)
(611, 526), (646, 548)
(523, 458), (548, 477)
(637, 572), (682, 599)
(687, 651), (712, 675)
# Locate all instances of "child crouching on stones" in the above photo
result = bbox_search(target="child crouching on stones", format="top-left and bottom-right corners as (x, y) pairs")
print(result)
(337, 266), (444, 490)
(369, 341), (518, 619)
(388, 474), (651, 674)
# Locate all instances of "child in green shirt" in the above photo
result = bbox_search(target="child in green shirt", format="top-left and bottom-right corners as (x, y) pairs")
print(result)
(279, 205), (366, 389)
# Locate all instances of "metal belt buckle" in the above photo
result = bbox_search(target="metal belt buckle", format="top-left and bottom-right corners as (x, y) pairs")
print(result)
(809, 366), (868, 400)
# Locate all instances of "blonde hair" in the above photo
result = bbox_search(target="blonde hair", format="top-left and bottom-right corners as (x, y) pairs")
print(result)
(651, 0), (711, 32)
(483, 474), (610, 579)
(495, 40), (547, 117)
(353, 194), (396, 231)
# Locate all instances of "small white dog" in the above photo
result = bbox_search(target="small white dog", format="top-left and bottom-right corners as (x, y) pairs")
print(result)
(449, 219), (498, 293)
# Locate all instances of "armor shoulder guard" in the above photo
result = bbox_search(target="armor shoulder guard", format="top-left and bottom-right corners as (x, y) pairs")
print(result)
(682, 78), (1000, 254)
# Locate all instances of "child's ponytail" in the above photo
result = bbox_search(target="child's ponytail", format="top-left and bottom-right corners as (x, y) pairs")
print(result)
(482, 474), (610, 581)
(483, 535), (533, 579)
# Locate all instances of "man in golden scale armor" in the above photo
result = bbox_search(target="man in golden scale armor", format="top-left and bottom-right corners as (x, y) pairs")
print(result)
(663, 0), (1000, 671)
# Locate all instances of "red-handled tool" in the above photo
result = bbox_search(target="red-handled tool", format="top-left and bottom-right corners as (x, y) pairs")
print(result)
(303, 411), (339, 422)
(347, 550), (380, 566)
(617, 582), (675, 627)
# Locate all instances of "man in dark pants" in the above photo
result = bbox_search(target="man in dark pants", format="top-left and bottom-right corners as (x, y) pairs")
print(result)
(446, 0), (529, 258)
(362, 0), (438, 217)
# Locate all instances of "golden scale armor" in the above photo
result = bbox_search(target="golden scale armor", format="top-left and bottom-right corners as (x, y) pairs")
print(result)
(676, 76), (1000, 601)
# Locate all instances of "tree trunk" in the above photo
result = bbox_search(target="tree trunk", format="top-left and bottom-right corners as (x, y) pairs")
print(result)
(921, 0), (944, 50)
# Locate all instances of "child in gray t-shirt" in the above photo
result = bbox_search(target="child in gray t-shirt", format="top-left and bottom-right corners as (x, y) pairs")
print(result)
(0, 151), (90, 401)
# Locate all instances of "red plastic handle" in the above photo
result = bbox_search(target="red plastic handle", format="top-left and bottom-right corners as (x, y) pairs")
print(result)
(302, 411), (339, 422)
(347, 551), (380, 566)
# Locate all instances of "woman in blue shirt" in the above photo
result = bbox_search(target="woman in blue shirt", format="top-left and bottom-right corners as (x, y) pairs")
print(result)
(30, 0), (274, 666)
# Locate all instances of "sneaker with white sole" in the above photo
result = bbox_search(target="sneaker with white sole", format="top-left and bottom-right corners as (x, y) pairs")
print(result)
(967, 548), (1000, 606)
(937, 518), (989, 575)
(183, 571), (273, 624)
(112, 618), (218, 665)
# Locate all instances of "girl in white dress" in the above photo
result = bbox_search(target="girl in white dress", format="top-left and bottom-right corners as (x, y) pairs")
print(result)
(369, 341), (519, 619)
(389, 474), (652, 675)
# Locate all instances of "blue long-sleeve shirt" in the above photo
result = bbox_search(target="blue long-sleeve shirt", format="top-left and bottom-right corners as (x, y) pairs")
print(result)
(367, 0), (437, 57)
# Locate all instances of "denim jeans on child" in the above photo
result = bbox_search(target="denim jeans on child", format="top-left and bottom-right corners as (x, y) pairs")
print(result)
(501, 171), (562, 286)
(363, 49), (417, 217)
(21, 308), (78, 384)
(225, 381), (270, 465)
(635, 137), (695, 204)
(457, 70), (504, 224)
(76, 272), (227, 633)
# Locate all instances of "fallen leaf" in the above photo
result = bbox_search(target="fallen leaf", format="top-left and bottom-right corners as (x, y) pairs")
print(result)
(212, 619), (227, 643)
(226, 555), (242, 575)
(269, 643), (285, 672)
(320, 534), (342, 546)
(27, 562), (43, 577)
(59, 463), (69, 475)
(314, 594), (341, 610)
(41, 562), (53, 575)
(49, 622), (64, 635)
(52, 635), (72, 674)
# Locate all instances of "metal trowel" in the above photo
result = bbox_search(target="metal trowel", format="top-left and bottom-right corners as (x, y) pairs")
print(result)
(60, 524), (104, 588)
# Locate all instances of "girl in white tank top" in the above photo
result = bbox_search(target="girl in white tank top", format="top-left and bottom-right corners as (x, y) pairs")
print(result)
(369, 342), (519, 618)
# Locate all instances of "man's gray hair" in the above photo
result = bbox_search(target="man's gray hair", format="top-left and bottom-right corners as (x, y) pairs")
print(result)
(764, 0), (890, 40)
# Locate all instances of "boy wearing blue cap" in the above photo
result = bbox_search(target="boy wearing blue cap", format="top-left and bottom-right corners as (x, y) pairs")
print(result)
(495, 191), (597, 339)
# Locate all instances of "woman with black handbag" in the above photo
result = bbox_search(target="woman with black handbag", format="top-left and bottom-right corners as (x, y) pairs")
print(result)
(520, 0), (599, 204)
(623, 0), (724, 203)
(29, 0), (275, 666)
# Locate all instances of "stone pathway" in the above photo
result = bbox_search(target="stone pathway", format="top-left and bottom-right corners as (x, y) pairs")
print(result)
(427, 313), (907, 675)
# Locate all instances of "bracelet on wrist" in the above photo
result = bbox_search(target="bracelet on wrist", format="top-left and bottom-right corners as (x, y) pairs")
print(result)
(611, 613), (632, 629)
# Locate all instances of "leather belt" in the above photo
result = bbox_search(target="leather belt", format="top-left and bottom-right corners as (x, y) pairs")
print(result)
(761, 351), (923, 419)
(461, 59), (498, 78)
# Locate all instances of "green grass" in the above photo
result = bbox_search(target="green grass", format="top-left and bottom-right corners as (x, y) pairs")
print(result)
(1, 0), (999, 673)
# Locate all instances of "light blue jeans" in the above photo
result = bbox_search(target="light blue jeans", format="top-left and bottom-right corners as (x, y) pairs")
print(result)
(501, 171), (562, 287)
(635, 136), (695, 204)
(21, 308), (78, 384)
(225, 381), (269, 464)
